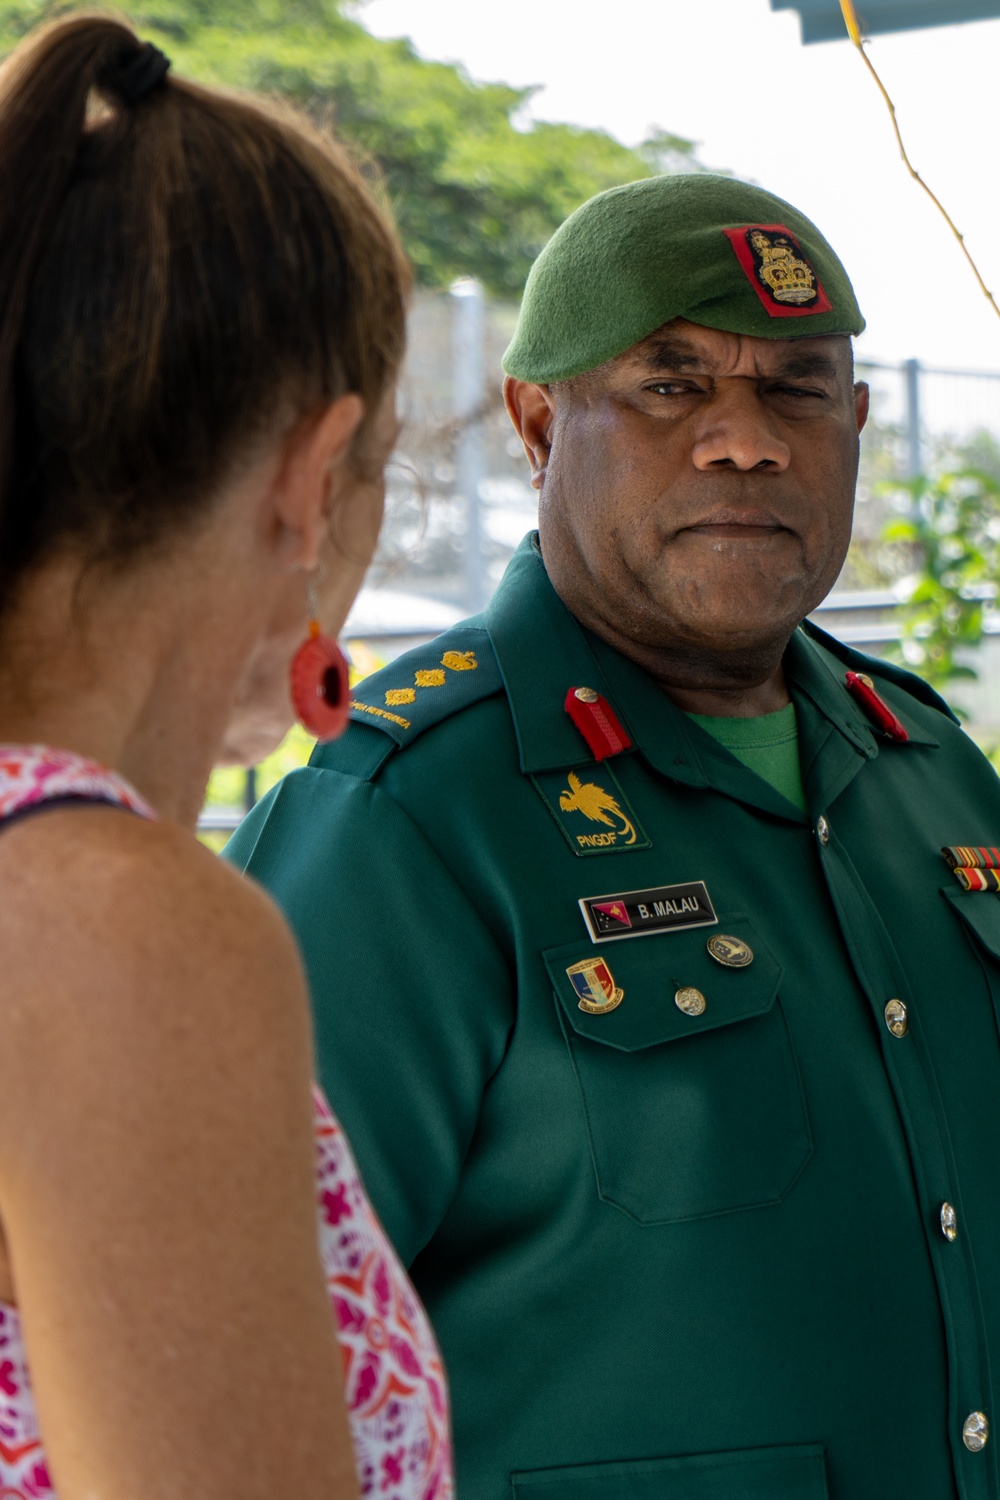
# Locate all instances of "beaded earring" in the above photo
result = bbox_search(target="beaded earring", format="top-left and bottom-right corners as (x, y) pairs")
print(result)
(289, 576), (351, 740)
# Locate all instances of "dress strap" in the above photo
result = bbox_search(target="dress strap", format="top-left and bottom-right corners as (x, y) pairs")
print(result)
(0, 745), (156, 823)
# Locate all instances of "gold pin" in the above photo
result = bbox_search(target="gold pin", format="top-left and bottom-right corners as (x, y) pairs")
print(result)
(574, 687), (600, 703)
(675, 986), (706, 1017)
(707, 934), (754, 968)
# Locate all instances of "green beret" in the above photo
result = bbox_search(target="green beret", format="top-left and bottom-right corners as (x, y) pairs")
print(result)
(502, 173), (864, 383)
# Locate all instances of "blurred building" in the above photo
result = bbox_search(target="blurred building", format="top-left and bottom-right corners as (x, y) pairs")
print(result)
(771, 0), (1000, 43)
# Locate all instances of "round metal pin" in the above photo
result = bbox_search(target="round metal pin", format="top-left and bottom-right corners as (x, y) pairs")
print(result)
(675, 986), (707, 1017)
(574, 686), (600, 703)
(707, 934), (754, 968)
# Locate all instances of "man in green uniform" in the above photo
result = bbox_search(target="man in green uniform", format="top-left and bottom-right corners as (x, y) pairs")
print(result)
(227, 175), (1000, 1500)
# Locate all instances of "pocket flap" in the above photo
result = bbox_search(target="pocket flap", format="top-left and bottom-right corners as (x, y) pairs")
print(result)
(544, 915), (782, 1053)
(942, 882), (1000, 959)
(512, 1444), (828, 1500)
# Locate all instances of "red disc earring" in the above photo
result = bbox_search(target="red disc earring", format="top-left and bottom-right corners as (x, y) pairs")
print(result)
(290, 584), (351, 740)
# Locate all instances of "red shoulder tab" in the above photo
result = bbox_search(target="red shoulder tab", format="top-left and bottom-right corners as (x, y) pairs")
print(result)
(845, 671), (909, 743)
(564, 687), (632, 761)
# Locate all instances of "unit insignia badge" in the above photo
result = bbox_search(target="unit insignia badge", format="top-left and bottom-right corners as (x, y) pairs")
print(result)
(722, 224), (832, 318)
(565, 957), (624, 1013)
(580, 881), (717, 943)
(532, 766), (651, 856)
(706, 933), (754, 968)
(560, 771), (636, 841)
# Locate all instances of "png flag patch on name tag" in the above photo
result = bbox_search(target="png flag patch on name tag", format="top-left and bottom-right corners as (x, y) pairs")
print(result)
(579, 881), (717, 944)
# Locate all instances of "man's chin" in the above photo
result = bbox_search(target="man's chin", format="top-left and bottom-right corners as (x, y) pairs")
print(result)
(627, 598), (810, 663)
(642, 570), (827, 640)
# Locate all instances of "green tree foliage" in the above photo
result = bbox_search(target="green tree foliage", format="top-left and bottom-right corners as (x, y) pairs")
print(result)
(881, 469), (1000, 689)
(0, 0), (697, 294)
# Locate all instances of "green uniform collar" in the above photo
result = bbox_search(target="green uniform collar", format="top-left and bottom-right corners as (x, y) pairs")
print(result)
(485, 535), (939, 794)
(791, 620), (940, 750)
(484, 534), (625, 775)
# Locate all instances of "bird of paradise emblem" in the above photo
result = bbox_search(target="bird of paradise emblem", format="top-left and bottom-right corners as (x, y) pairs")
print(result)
(559, 770), (637, 846)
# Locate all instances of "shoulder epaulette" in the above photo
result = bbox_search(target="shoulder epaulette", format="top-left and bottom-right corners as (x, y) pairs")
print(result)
(800, 618), (960, 725)
(311, 624), (504, 778)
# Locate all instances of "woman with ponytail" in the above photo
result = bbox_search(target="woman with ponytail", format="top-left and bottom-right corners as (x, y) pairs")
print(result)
(0, 14), (450, 1500)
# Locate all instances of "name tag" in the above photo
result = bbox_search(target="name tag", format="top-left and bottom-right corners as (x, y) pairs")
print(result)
(580, 881), (717, 944)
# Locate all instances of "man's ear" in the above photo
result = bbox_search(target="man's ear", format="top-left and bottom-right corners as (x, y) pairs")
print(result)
(270, 394), (365, 569)
(853, 381), (870, 436)
(504, 378), (556, 492)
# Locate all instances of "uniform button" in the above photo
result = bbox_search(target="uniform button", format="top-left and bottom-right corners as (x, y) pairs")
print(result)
(963, 1411), (989, 1452)
(884, 998), (909, 1038)
(675, 986), (707, 1017)
(817, 815), (830, 845)
(574, 687), (600, 703)
(940, 1202), (959, 1242)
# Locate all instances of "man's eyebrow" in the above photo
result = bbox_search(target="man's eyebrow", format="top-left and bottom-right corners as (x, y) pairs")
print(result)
(640, 340), (706, 372)
(637, 342), (844, 381)
(768, 351), (841, 381)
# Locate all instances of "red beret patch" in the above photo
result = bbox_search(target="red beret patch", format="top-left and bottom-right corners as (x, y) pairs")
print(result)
(723, 225), (833, 318)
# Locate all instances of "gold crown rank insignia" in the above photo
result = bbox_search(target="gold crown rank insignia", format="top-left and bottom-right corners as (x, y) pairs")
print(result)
(749, 229), (816, 305)
(723, 224), (832, 319)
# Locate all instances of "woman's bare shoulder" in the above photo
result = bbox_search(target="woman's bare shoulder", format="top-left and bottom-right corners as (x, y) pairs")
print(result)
(0, 805), (312, 1138)
(0, 802), (297, 964)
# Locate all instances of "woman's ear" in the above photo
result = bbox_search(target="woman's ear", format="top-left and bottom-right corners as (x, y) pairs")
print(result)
(270, 394), (365, 569)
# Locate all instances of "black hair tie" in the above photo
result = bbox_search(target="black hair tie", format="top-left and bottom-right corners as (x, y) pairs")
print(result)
(108, 42), (171, 106)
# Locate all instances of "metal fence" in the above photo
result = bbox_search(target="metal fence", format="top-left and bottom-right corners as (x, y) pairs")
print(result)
(858, 356), (1000, 478)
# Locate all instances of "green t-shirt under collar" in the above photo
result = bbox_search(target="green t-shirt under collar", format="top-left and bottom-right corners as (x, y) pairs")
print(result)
(687, 701), (807, 814)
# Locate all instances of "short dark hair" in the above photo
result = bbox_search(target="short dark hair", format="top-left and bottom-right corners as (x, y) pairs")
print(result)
(0, 12), (410, 612)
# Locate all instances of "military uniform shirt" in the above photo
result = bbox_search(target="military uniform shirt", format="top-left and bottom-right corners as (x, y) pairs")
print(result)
(227, 533), (1000, 1500)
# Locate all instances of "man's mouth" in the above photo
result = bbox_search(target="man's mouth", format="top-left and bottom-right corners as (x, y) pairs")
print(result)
(681, 509), (790, 541)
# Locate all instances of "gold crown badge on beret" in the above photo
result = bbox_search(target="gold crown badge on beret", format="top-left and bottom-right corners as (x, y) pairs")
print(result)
(748, 228), (821, 306)
(503, 174), (864, 385)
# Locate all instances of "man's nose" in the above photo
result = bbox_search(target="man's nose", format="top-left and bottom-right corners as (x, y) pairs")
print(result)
(690, 384), (791, 473)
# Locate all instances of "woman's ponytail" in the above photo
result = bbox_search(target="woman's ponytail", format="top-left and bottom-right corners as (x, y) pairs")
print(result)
(0, 17), (167, 594)
(0, 13), (408, 614)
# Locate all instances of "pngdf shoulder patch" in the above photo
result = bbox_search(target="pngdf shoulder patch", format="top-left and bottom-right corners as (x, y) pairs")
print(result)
(723, 225), (833, 318)
(533, 765), (651, 856)
(347, 627), (503, 747)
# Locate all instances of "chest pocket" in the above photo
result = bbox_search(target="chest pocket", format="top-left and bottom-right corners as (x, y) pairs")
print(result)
(943, 884), (1000, 1023)
(944, 883), (1000, 951)
(543, 915), (811, 1225)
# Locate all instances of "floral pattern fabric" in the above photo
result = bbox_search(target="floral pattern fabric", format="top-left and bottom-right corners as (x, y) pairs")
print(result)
(0, 744), (158, 823)
(0, 746), (452, 1500)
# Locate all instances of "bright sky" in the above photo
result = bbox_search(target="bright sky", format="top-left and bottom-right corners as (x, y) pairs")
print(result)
(358, 0), (1000, 376)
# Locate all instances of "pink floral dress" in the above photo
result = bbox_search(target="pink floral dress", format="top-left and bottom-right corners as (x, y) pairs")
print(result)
(0, 746), (452, 1500)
